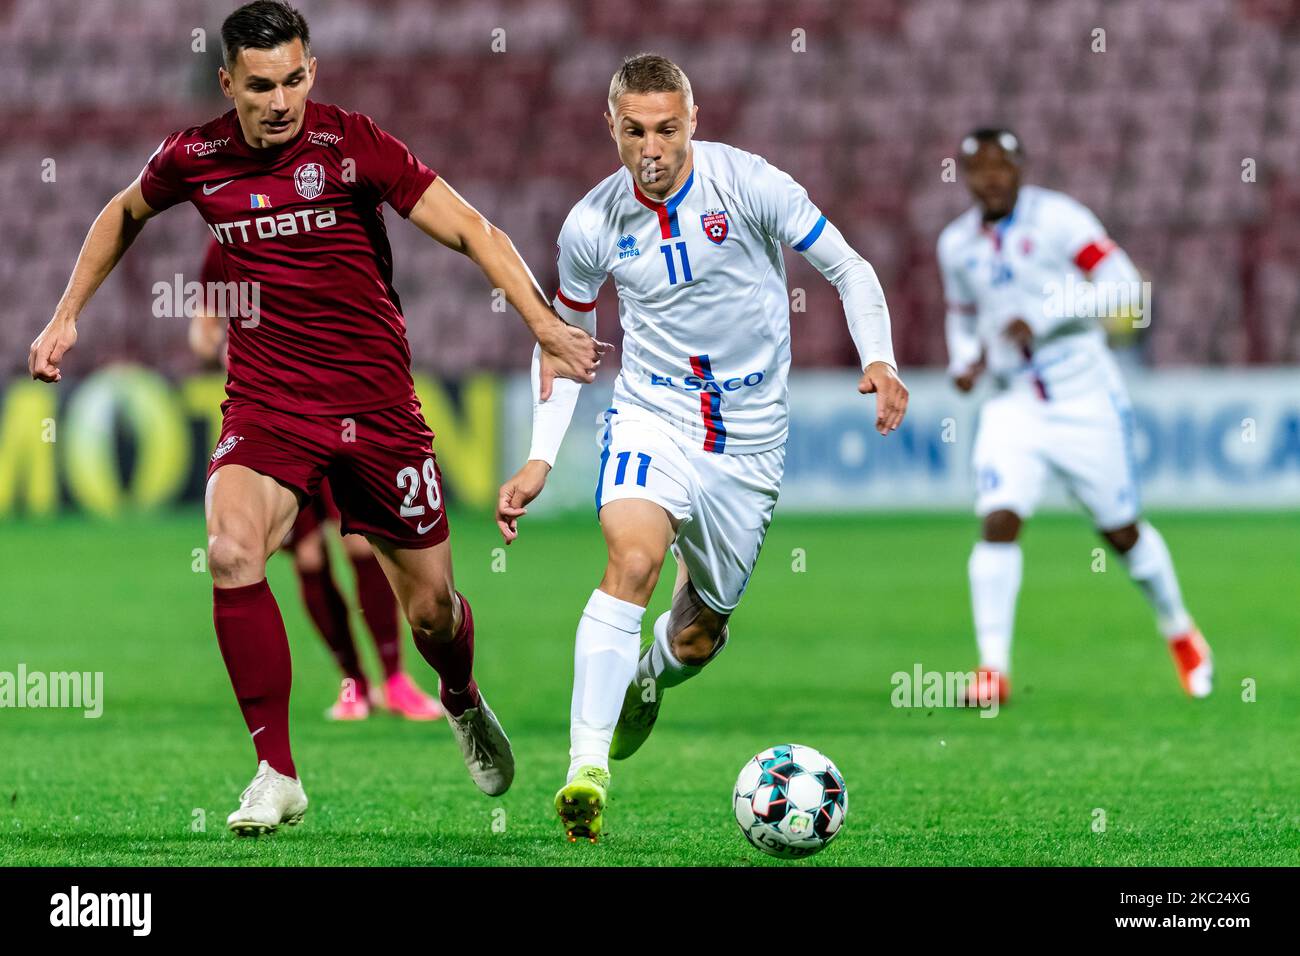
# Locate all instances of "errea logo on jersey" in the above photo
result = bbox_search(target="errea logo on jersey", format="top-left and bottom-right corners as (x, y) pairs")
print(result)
(650, 370), (765, 392)
(617, 234), (640, 259)
(207, 206), (338, 245)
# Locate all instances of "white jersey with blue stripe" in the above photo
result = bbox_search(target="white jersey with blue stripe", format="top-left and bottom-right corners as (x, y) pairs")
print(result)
(937, 185), (1125, 401)
(555, 140), (827, 454)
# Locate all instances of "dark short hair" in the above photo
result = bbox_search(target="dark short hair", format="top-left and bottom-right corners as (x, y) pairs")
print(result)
(960, 127), (1025, 163)
(222, 1), (311, 69)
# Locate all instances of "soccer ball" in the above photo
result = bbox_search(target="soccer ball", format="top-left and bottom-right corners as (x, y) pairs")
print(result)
(733, 743), (848, 859)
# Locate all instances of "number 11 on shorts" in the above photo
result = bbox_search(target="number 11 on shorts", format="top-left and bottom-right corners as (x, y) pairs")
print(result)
(613, 451), (651, 487)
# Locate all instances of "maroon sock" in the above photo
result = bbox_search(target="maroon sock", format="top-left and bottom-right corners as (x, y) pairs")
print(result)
(213, 580), (296, 778)
(411, 592), (479, 717)
(297, 567), (368, 696)
(350, 554), (402, 680)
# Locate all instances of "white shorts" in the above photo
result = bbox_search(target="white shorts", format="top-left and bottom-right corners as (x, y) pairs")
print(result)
(972, 387), (1140, 530)
(594, 406), (785, 614)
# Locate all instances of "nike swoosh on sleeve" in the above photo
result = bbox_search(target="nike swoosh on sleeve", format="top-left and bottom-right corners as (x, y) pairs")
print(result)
(202, 180), (235, 195)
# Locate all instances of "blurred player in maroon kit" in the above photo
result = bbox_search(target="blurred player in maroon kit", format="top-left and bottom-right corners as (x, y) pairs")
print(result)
(29, 0), (609, 834)
(191, 240), (442, 722)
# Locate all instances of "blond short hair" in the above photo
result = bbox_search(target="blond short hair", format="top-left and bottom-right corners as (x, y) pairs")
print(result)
(607, 53), (693, 114)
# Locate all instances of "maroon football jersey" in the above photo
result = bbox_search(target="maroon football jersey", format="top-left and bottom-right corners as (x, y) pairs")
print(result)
(140, 100), (437, 414)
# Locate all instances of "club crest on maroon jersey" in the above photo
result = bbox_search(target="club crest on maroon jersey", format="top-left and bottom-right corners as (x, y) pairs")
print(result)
(701, 209), (729, 245)
(294, 163), (326, 200)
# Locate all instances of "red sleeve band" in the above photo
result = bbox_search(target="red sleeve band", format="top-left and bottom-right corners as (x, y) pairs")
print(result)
(555, 288), (597, 312)
(1074, 237), (1116, 273)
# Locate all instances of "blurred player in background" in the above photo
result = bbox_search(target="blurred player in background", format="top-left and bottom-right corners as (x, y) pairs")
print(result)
(29, 0), (607, 834)
(496, 54), (908, 842)
(938, 128), (1213, 704)
(191, 242), (443, 722)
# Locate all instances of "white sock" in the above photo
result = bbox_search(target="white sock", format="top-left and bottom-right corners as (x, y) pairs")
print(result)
(568, 589), (644, 782)
(1121, 522), (1193, 638)
(968, 541), (1022, 673)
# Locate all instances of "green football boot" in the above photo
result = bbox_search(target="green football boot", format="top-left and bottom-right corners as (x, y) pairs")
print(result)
(609, 676), (664, 760)
(555, 765), (611, 843)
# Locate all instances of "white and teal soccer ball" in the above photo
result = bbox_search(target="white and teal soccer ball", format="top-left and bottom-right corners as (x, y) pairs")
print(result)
(733, 744), (848, 859)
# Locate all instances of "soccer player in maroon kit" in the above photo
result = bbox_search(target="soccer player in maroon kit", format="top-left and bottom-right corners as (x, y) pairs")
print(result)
(28, 0), (608, 835)
(192, 241), (444, 722)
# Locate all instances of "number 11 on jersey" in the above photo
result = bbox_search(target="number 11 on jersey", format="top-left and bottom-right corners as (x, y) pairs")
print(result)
(660, 242), (693, 285)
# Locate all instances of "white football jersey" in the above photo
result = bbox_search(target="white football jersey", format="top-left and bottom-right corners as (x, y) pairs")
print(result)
(937, 185), (1124, 400)
(555, 140), (827, 454)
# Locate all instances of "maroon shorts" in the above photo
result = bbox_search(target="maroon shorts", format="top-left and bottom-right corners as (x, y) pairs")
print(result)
(281, 478), (342, 551)
(208, 398), (449, 549)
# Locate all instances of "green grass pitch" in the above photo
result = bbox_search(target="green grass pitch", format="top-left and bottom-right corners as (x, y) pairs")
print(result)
(1, 508), (1296, 866)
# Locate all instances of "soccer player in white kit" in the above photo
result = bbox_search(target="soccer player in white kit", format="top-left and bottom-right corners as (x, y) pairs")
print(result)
(495, 55), (908, 842)
(938, 128), (1212, 706)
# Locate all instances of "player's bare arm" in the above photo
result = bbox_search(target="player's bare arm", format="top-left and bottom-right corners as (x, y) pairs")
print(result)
(953, 353), (987, 393)
(28, 177), (159, 382)
(535, 346), (570, 402)
(189, 310), (227, 367)
(1003, 317), (1033, 348)
(496, 458), (549, 544)
(858, 360), (909, 435)
(408, 178), (613, 385)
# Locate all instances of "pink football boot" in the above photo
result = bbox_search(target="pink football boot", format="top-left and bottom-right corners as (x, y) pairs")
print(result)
(376, 672), (445, 721)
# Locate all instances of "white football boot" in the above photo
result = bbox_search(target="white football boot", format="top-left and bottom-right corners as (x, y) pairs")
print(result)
(445, 691), (515, 797)
(226, 760), (308, 836)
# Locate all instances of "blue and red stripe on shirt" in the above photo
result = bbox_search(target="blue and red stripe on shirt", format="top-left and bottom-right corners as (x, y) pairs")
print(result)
(689, 353), (727, 453)
(634, 170), (695, 240)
